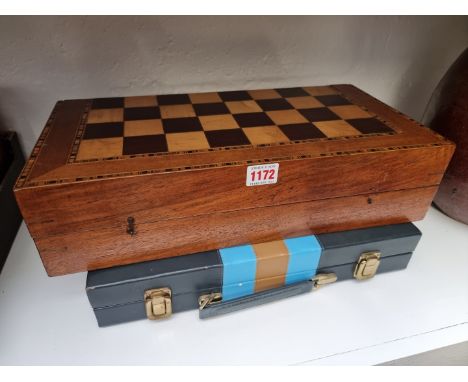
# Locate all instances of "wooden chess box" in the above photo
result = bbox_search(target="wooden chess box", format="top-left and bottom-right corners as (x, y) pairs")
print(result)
(14, 85), (454, 276)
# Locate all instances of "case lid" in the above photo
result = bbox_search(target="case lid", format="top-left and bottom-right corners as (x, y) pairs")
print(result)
(317, 222), (422, 268)
(86, 250), (222, 309)
(16, 84), (451, 189)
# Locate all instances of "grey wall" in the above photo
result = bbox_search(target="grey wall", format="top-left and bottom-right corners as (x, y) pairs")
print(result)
(1, 16), (467, 155)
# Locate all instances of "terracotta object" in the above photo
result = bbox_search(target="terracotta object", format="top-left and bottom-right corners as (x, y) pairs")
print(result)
(423, 47), (468, 224)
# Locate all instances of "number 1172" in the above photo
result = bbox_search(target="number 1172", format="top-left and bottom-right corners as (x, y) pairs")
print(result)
(251, 169), (276, 182)
(246, 163), (279, 186)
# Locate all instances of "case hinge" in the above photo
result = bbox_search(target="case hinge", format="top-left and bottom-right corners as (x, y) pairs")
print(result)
(354, 251), (381, 280)
(144, 287), (172, 320)
(311, 272), (337, 289)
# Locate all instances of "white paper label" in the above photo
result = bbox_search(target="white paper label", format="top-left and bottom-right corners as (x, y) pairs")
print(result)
(246, 163), (279, 186)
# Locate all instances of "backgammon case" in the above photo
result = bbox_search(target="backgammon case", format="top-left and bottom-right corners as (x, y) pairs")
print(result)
(14, 85), (453, 276)
(86, 223), (421, 327)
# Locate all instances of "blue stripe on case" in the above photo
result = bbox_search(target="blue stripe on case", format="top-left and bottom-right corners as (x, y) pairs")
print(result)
(219, 245), (257, 301)
(284, 235), (322, 285)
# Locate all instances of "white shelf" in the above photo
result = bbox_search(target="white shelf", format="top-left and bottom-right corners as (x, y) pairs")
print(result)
(1, 207), (467, 365)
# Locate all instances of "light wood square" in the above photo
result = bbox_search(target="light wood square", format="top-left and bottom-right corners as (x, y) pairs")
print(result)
(166, 131), (210, 152)
(160, 104), (195, 119)
(266, 110), (308, 125)
(314, 120), (361, 138)
(226, 100), (262, 114)
(303, 86), (339, 96)
(87, 108), (123, 123)
(124, 120), (164, 136)
(199, 114), (240, 131)
(286, 96), (323, 109)
(329, 105), (374, 120)
(76, 137), (123, 160)
(124, 96), (157, 108)
(189, 92), (222, 104)
(248, 89), (281, 100)
(243, 126), (289, 145)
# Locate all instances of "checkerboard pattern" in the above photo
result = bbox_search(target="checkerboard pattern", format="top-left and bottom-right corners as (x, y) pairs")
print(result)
(72, 86), (395, 161)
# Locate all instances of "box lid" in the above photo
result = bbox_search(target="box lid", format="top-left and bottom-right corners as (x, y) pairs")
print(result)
(15, 84), (451, 189)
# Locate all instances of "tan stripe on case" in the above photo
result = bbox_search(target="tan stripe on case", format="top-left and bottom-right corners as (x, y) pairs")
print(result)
(253, 240), (290, 292)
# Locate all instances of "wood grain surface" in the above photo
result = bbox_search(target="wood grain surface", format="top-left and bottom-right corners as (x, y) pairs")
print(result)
(14, 84), (455, 276)
(35, 186), (437, 276)
(17, 145), (452, 239)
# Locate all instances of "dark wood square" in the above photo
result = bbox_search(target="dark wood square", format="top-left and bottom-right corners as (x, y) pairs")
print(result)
(205, 129), (250, 148)
(124, 107), (160, 121)
(91, 97), (124, 109)
(279, 123), (326, 140)
(193, 102), (230, 116)
(123, 135), (168, 155)
(162, 117), (203, 133)
(299, 108), (340, 122)
(157, 94), (191, 105)
(347, 118), (394, 134)
(256, 98), (294, 111)
(218, 91), (252, 102)
(315, 95), (351, 106)
(233, 112), (274, 128)
(275, 87), (309, 98)
(83, 122), (124, 139)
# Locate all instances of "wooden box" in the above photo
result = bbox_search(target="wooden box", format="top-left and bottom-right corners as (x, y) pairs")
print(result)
(14, 85), (454, 276)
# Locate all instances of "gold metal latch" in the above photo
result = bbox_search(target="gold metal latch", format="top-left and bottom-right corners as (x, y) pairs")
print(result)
(312, 273), (337, 289)
(144, 287), (172, 319)
(354, 251), (381, 280)
(198, 292), (222, 310)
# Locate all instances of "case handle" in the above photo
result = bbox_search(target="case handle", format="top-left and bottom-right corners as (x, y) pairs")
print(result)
(198, 273), (337, 319)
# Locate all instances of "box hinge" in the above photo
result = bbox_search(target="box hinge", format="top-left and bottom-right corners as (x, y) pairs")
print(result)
(354, 251), (381, 280)
(144, 287), (172, 320)
(311, 272), (338, 289)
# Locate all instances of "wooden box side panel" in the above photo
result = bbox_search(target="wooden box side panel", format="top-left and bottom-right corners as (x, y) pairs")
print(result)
(34, 186), (437, 276)
(16, 144), (453, 239)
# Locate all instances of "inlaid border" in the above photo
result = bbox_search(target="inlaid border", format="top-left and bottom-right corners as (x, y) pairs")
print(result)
(20, 142), (445, 188)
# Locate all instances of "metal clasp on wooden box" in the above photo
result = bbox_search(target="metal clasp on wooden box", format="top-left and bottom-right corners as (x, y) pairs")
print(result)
(354, 251), (381, 280)
(144, 287), (172, 319)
